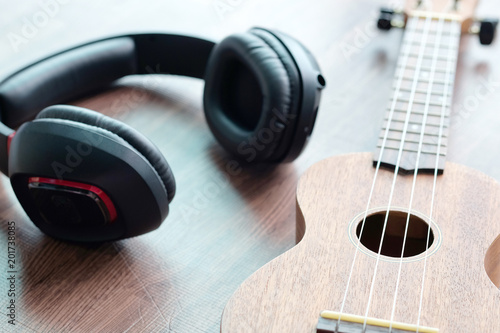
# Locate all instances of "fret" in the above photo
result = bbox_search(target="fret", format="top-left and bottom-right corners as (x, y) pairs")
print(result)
(389, 107), (450, 118)
(384, 116), (449, 128)
(390, 107), (449, 118)
(382, 129), (450, 145)
(406, 55), (456, 66)
(395, 85), (453, 96)
(395, 81), (453, 95)
(382, 127), (448, 139)
(398, 51), (456, 61)
(411, 28), (460, 37)
(402, 41), (459, 52)
(397, 68), (455, 81)
(391, 97), (451, 108)
(393, 96), (452, 107)
(389, 112), (447, 121)
(376, 145), (447, 157)
(374, 15), (460, 174)
(404, 57), (456, 69)
(395, 75), (454, 86)
(397, 67), (455, 80)
(383, 117), (448, 128)
(381, 120), (450, 135)
(393, 80), (453, 95)
(390, 104), (451, 114)
(403, 35), (460, 47)
(398, 64), (449, 74)
(411, 29), (460, 36)
(379, 136), (448, 147)
(406, 33), (460, 44)
(391, 89), (451, 98)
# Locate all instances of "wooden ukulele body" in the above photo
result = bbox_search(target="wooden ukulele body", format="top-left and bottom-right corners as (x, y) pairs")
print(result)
(221, 153), (500, 332)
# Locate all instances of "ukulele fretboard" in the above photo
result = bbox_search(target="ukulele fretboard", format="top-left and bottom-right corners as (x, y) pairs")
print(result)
(374, 15), (461, 174)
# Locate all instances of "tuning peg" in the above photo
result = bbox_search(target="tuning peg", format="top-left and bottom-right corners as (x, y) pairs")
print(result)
(377, 8), (394, 30)
(469, 19), (498, 45)
(479, 19), (498, 45)
(377, 7), (405, 31)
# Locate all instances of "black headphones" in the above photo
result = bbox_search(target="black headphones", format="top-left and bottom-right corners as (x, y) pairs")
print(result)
(0, 28), (325, 242)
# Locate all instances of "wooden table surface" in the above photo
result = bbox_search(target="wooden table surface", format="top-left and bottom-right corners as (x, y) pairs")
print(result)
(0, 0), (499, 332)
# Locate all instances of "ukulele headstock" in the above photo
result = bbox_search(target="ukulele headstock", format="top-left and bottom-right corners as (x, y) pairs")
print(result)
(378, 0), (498, 44)
(404, 0), (479, 30)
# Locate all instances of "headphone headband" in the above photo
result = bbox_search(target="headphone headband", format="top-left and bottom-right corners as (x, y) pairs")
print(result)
(2, 28), (325, 241)
(0, 34), (215, 129)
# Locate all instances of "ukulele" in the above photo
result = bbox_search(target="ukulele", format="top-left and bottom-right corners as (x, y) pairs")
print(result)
(221, 0), (500, 332)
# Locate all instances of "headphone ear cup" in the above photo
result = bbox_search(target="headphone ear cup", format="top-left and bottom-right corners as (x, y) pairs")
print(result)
(36, 105), (176, 201)
(203, 29), (301, 163)
(8, 105), (174, 242)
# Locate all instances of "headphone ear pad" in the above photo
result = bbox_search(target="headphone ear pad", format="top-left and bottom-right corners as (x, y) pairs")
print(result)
(8, 104), (174, 242)
(203, 30), (300, 163)
(36, 105), (176, 202)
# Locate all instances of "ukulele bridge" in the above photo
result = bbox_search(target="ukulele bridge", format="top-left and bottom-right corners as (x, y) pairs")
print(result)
(317, 311), (439, 333)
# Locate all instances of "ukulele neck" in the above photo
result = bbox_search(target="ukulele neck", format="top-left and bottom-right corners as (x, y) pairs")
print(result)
(374, 14), (462, 174)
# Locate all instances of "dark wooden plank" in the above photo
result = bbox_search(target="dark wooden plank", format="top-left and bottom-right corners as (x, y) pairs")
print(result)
(0, 0), (499, 332)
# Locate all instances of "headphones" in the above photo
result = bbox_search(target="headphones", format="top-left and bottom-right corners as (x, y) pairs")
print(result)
(0, 28), (325, 242)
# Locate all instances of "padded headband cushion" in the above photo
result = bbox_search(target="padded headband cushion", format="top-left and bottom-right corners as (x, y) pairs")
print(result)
(203, 29), (298, 162)
(0, 34), (216, 129)
(36, 105), (176, 202)
(0, 38), (137, 128)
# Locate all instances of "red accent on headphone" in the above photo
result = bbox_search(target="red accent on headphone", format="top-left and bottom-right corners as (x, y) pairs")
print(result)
(28, 177), (118, 222)
(7, 132), (16, 155)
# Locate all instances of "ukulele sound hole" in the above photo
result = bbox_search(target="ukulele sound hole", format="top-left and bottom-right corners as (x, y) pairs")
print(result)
(356, 211), (434, 258)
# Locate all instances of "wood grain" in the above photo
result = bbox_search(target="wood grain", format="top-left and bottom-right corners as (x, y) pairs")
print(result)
(0, 0), (499, 332)
(222, 153), (500, 332)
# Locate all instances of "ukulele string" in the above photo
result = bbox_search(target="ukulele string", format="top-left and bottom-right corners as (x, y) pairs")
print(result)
(387, 16), (446, 333)
(334, 17), (421, 333)
(361, 15), (433, 333)
(415, 19), (460, 332)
